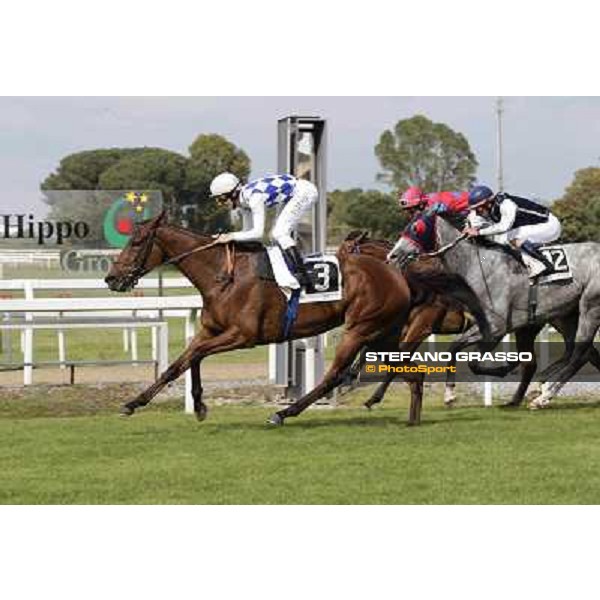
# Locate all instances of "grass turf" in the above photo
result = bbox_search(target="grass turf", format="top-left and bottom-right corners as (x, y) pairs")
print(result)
(1, 384), (600, 504)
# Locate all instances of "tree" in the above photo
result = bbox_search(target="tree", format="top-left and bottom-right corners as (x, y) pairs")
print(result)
(184, 134), (251, 233)
(552, 167), (600, 242)
(41, 148), (149, 190)
(327, 189), (409, 243)
(40, 134), (253, 240)
(41, 148), (187, 244)
(99, 148), (187, 200)
(186, 134), (251, 190)
(375, 114), (478, 193)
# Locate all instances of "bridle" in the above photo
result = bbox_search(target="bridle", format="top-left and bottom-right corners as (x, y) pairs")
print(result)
(111, 220), (163, 289)
(112, 218), (221, 288)
(348, 231), (369, 254)
(396, 230), (468, 269)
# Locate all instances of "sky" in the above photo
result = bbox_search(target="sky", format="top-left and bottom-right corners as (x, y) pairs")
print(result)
(1, 96), (599, 216)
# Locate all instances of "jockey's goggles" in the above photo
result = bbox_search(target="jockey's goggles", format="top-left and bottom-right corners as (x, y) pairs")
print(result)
(471, 196), (496, 210)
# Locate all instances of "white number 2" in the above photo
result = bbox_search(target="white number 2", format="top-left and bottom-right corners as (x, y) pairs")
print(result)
(542, 249), (567, 271)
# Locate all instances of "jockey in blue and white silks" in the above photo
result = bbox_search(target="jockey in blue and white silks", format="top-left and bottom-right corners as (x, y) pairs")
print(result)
(464, 185), (561, 279)
(209, 172), (318, 286)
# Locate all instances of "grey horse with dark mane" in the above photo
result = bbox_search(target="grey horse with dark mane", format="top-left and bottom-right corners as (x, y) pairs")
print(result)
(388, 215), (600, 408)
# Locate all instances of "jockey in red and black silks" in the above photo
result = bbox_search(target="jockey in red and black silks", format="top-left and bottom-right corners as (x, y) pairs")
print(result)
(426, 191), (469, 216)
(401, 211), (438, 253)
(398, 186), (469, 218)
(397, 187), (469, 254)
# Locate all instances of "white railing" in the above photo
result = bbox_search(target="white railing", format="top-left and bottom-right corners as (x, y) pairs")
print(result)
(2, 278), (552, 409)
(0, 279), (201, 411)
(0, 249), (61, 268)
(0, 277), (197, 362)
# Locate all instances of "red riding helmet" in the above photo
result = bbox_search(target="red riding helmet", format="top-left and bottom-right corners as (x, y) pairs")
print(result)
(398, 186), (428, 209)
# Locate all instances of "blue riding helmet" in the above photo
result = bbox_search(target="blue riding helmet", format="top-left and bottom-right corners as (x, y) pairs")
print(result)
(468, 185), (495, 207)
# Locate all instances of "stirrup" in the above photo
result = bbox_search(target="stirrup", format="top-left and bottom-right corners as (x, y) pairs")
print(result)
(529, 267), (549, 280)
(283, 247), (310, 288)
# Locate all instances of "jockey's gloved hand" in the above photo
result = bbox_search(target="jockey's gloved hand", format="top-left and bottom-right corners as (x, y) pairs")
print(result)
(425, 202), (448, 216)
(463, 227), (480, 238)
(213, 233), (234, 244)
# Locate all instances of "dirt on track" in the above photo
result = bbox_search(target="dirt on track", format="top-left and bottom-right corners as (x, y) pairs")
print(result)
(0, 377), (278, 420)
(0, 361), (267, 386)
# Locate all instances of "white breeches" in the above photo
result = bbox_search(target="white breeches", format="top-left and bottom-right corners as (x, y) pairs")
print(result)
(271, 179), (318, 249)
(507, 213), (561, 245)
(468, 212), (509, 244)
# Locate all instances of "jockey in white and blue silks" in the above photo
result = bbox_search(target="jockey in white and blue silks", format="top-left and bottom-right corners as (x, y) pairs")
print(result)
(464, 185), (562, 279)
(209, 172), (318, 287)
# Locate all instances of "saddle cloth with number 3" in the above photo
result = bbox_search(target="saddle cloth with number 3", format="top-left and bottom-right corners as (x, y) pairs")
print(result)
(265, 246), (343, 302)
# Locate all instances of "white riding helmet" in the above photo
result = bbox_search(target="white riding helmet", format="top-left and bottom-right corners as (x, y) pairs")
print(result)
(210, 172), (240, 198)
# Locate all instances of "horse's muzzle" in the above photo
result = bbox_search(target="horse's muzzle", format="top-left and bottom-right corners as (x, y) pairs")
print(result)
(105, 274), (135, 292)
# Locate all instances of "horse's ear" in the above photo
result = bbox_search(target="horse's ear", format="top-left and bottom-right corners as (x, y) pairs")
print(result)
(345, 230), (363, 241)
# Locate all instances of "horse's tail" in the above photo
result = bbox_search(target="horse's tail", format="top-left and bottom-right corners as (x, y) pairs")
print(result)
(404, 270), (492, 344)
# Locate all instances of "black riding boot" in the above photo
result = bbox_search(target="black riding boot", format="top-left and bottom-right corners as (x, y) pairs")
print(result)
(283, 246), (310, 288)
(521, 240), (554, 277)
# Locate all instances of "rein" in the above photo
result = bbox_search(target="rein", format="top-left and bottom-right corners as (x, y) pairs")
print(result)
(475, 243), (496, 313)
(162, 239), (236, 284)
(161, 239), (221, 267)
(425, 230), (498, 314)
(420, 232), (468, 260)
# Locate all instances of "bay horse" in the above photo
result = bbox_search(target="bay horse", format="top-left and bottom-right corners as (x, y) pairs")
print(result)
(339, 231), (472, 407)
(105, 211), (491, 426)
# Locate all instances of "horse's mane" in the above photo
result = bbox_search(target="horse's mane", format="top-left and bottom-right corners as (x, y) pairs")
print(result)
(343, 230), (393, 248)
(474, 236), (525, 263)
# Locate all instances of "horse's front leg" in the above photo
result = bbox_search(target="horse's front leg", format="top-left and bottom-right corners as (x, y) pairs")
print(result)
(268, 330), (366, 425)
(407, 375), (424, 425)
(366, 311), (434, 411)
(364, 373), (395, 409)
(190, 357), (208, 421)
(121, 327), (248, 417)
(502, 325), (540, 407)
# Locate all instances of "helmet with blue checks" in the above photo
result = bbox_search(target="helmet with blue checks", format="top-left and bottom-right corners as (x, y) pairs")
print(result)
(468, 185), (495, 208)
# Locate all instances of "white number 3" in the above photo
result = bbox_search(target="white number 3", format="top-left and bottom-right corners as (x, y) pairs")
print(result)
(313, 263), (331, 291)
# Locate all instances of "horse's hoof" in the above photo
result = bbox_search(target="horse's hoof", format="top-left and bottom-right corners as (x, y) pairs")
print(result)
(365, 397), (381, 410)
(528, 397), (550, 410)
(406, 421), (420, 427)
(267, 413), (284, 426)
(443, 395), (457, 407)
(501, 400), (521, 409)
(364, 401), (373, 411)
(195, 405), (208, 422)
(120, 405), (135, 417)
